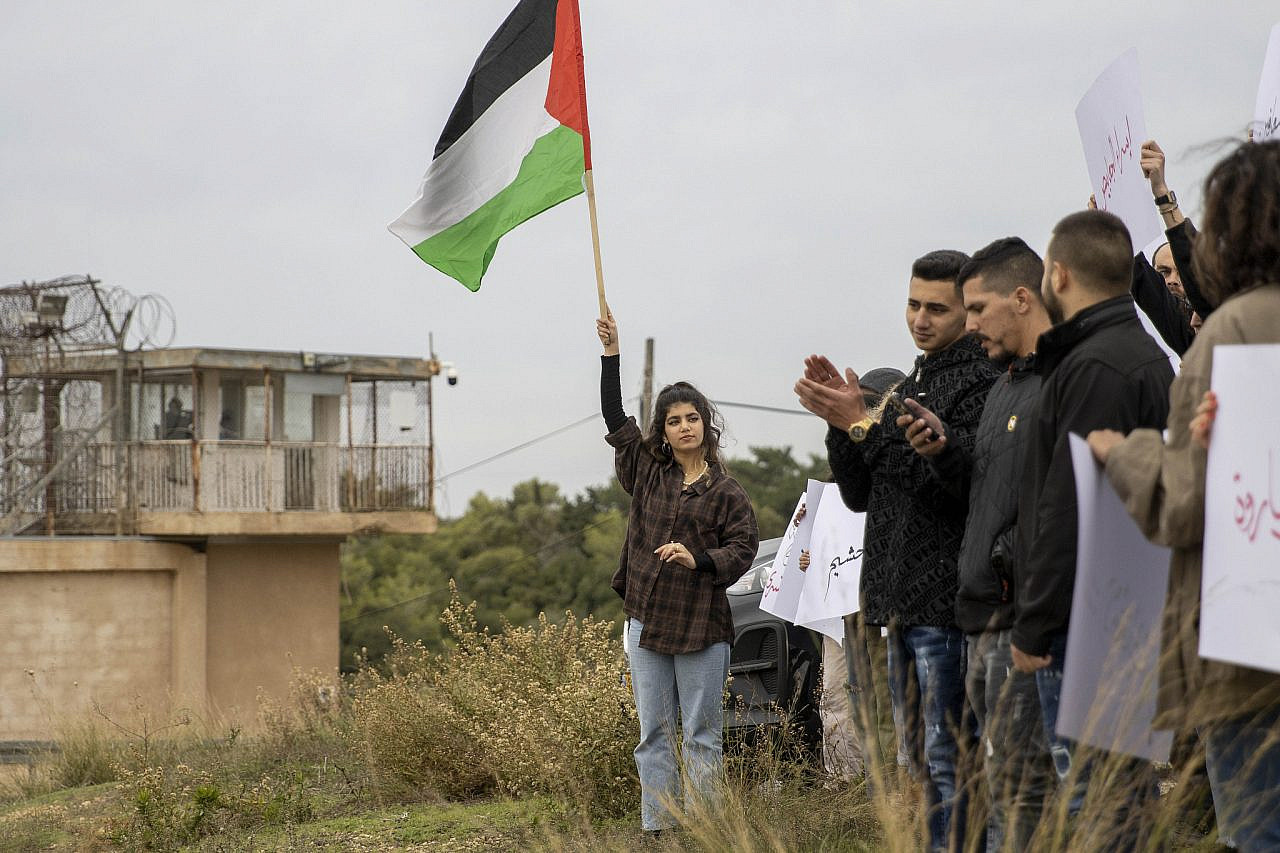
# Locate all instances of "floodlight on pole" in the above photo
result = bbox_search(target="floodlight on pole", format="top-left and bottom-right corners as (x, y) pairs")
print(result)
(37, 294), (68, 327)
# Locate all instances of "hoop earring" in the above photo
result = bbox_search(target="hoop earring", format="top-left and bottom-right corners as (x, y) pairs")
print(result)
(661, 439), (670, 454)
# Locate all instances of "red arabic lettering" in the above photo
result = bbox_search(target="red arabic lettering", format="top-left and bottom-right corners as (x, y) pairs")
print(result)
(1232, 450), (1280, 543)
(1098, 115), (1134, 208)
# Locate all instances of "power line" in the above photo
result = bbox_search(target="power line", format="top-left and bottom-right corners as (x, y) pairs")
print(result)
(434, 410), (601, 485)
(340, 586), (453, 625)
(713, 399), (810, 416)
(434, 397), (636, 485)
(433, 395), (807, 486)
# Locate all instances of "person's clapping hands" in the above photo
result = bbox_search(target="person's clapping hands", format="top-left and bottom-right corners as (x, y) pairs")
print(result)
(794, 355), (868, 429)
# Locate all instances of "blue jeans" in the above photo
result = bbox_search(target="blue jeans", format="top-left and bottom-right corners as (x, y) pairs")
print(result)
(887, 624), (966, 852)
(1203, 703), (1280, 852)
(967, 629), (1055, 853)
(625, 619), (730, 831)
(1034, 632), (1157, 845)
(1032, 633), (1085, 814)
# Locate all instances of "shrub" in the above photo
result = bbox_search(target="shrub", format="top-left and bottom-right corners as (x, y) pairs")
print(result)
(100, 764), (223, 850)
(351, 585), (638, 816)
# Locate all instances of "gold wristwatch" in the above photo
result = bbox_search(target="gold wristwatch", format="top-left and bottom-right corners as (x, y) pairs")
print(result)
(847, 416), (875, 443)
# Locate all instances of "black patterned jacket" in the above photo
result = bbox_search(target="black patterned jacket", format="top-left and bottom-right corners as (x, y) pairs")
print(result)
(826, 335), (998, 628)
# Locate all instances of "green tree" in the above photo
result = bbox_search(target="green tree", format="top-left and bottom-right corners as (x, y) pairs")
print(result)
(725, 446), (829, 539)
(341, 478), (628, 667)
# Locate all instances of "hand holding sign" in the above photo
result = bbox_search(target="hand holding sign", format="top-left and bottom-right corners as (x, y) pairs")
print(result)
(1190, 390), (1218, 450)
(1060, 434), (1173, 762)
(760, 480), (826, 624)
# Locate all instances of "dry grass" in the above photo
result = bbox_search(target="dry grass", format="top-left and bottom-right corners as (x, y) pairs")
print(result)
(0, 589), (1238, 851)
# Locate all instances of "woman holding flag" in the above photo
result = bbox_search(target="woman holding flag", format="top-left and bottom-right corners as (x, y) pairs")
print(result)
(597, 310), (758, 835)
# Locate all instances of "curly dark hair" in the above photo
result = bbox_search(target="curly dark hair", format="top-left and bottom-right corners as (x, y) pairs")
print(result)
(643, 381), (725, 464)
(1193, 140), (1280, 307)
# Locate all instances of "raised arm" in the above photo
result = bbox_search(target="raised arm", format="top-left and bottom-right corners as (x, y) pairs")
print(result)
(598, 311), (652, 494)
(1142, 140), (1185, 230)
(1142, 137), (1212, 320)
(597, 310), (627, 432)
(1141, 140), (1211, 321)
(1131, 252), (1194, 355)
(1166, 220), (1213, 322)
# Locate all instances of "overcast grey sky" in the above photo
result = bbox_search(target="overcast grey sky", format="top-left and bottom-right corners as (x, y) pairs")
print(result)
(2, 2), (1272, 522)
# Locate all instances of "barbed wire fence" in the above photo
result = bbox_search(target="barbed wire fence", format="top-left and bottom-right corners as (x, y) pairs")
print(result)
(0, 276), (175, 534)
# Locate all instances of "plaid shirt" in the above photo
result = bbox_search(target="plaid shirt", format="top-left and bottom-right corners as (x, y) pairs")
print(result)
(607, 418), (758, 655)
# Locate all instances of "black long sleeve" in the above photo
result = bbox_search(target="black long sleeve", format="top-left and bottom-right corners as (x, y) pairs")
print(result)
(600, 354), (627, 432)
(1167, 220), (1213, 321)
(1130, 253), (1194, 355)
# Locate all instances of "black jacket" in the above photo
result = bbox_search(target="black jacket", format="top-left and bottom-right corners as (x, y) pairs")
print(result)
(827, 335), (998, 628)
(1129, 219), (1212, 356)
(931, 355), (1041, 634)
(1131, 254), (1194, 356)
(1168, 220), (1212, 321)
(1011, 296), (1173, 656)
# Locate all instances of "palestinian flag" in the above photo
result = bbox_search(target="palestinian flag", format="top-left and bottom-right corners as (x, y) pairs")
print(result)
(389, 0), (592, 291)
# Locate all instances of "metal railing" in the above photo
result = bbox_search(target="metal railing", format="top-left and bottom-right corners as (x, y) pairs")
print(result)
(136, 441), (430, 512)
(1, 440), (430, 526)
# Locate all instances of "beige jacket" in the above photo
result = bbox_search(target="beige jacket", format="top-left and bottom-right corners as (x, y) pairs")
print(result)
(1106, 284), (1280, 729)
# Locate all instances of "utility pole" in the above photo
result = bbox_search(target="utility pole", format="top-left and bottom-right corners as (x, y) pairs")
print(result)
(640, 337), (655, 432)
(426, 332), (435, 516)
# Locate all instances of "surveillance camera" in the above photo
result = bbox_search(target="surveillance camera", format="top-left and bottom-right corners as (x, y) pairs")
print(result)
(444, 362), (458, 386)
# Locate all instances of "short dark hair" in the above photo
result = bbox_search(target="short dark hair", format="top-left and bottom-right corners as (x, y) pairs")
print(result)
(1193, 140), (1280, 306)
(1045, 210), (1132, 295)
(911, 249), (970, 295)
(957, 237), (1045, 299)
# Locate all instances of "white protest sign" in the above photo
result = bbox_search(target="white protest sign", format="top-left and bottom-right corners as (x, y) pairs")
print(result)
(1254, 23), (1280, 142)
(1201, 344), (1280, 674)
(759, 480), (824, 624)
(1075, 49), (1161, 251)
(1059, 434), (1173, 762)
(794, 483), (865, 643)
(759, 493), (804, 618)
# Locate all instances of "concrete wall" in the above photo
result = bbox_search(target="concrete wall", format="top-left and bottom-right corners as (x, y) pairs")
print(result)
(0, 540), (204, 741)
(204, 542), (339, 721)
(0, 537), (338, 741)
